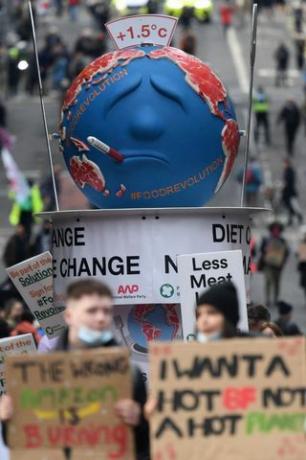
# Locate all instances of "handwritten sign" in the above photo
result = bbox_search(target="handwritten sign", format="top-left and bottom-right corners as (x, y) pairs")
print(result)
(6, 252), (65, 338)
(149, 338), (306, 460)
(106, 15), (177, 49)
(0, 334), (36, 395)
(177, 250), (248, 339)
(6, 348), (135, 458)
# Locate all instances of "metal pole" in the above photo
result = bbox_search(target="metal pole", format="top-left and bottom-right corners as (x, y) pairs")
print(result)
(28, 0), (60, 211)
(240, 3), (258, 207)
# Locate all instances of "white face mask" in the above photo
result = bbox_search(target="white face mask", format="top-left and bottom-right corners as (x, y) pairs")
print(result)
(78, 326), (113, 346)
(197, 331), (222, 343)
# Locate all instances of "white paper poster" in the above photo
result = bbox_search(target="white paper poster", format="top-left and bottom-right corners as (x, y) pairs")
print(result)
(177, 250), (248, 339)
(0, 334), (36, 395)
(6, 252), (65, 338)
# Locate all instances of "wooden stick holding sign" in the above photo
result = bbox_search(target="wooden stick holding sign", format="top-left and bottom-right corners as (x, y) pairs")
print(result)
(6, 348), (135, 459)
(149, 338), (306, 460)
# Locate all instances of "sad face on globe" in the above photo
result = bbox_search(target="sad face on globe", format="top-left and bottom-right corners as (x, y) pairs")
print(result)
(60, 46), (240, 208)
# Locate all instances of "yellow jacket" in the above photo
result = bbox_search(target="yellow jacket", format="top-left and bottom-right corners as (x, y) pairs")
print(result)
(9, 185), (44, 226)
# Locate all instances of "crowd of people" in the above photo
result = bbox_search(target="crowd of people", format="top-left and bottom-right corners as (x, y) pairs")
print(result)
(0, 277), (303, 459)
(0, 2), (305, 458)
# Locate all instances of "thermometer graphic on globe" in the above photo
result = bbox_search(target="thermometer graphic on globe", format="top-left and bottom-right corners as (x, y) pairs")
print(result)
(87, 136), (125, 163)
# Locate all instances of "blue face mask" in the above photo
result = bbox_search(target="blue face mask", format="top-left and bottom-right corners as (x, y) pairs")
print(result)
(197, 331), (222, 343)
(78, 326), (113, 346)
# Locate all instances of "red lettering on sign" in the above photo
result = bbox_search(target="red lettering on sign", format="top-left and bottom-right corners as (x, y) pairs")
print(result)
(222, 386), (257, 410)
(45, 423), (128, 454)
(158, 27), (167, 38)
(24, 424), (43, 448)
(117, 285), (139, 295)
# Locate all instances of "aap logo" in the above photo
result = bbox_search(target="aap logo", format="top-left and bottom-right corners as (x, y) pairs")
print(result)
(118, 284), (139, 295)
(160, 284), (175, 298)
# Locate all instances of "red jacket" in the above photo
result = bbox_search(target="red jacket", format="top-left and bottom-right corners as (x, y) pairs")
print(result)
(220, 4), (234, 25)
(11, 322), (41, 345)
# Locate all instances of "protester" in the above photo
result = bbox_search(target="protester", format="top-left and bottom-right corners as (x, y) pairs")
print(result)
(87, 0), (111, 31)
(294, 39), (304, 71)
(195, 282), (249, 340)
(0, 100), (6, 128)
(247, 304), (271, 332)
(31, 220), (52, 255)
(0, 280), (150, 460)
(236, 157), (263, 206)
(281, 158), (303, 226)
(10, 310), (41, 345)
(0, 319), (11, 339)
(275, 300), (302, 336)
(277, 99), (301, 156)
(259, 321), (283, 337)
(68, 0), (81, 22)
(4, 298), (24, 330)
(219, 0), (235, 35)
(274, 43), (289, 87)
(145, 282), (251, 419)
(297, 230), (306, 301)
(180, 6), (194, 29)
(2, 224), (31, 268)
(40, 164), (62, 212)
(253, 86), (270, 145)
(180, 30), (197, 55)
(9, 179), (44, 241)
(259, 222), (289, 307)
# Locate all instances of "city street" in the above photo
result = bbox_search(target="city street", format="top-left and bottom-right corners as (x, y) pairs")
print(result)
(0, 3), (305, 331)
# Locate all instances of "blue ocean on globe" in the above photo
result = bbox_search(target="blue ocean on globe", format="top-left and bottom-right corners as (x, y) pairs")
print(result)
(61, 45), (240, 208)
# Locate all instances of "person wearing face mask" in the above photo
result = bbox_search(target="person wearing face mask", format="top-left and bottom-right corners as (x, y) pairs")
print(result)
(0, 279), (150, 460)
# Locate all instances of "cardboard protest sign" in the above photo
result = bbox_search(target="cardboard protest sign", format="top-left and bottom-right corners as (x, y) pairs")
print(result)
(0, 334), (36, 395)
(6, 347), (135, 459)
(6, 252), (65, 338)
(10, 450), (65, 460)
(149, 338), (306, 460)
(177, 250), (248, 339)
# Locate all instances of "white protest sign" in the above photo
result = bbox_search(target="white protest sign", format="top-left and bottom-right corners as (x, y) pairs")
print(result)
(6, 252), (65, 338)
(0, 334), (36, 395)
(106, 15), (177, 49)
(177, 250), (248, 339)
(51, 210), (252, 307)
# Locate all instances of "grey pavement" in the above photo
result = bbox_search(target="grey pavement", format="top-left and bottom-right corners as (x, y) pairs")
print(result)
(0, 4), (305, 331)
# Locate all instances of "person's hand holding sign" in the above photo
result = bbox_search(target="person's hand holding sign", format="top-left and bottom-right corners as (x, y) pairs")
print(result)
(0, 395), (14, 421)
(115, 399), (141, 426)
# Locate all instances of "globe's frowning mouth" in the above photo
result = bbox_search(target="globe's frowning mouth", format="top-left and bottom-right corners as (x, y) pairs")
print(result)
(122, 151), (170, 165)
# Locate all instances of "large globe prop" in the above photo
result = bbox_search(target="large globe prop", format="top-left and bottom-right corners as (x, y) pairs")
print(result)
(60, 45), (240, 208)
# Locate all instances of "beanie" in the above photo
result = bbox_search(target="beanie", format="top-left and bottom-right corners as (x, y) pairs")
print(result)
(277, 301), (293, 315)
(196, 282), (240, 327)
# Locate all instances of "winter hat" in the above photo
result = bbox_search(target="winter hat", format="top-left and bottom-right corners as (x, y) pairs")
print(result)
(277, 301), (293, 315)
(196, 282), (240, 327)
